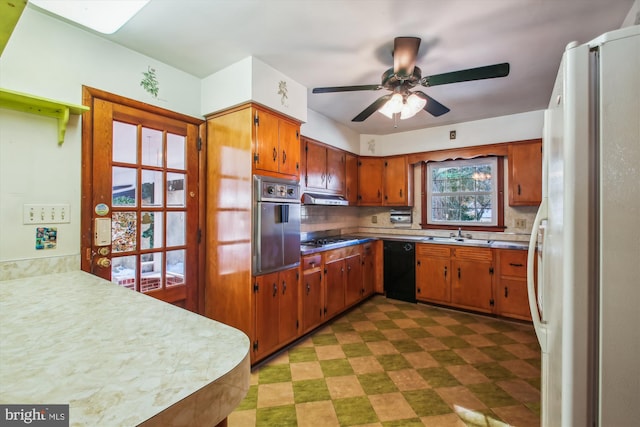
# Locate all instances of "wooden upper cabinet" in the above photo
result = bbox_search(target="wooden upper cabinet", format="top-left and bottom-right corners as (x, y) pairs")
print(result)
(357, 157), (384, 205)
(301, 136), (346, 195)
(345, 153), (358, 204)
(384, 155), (412, 206)
(508, 139), (542, 206)
(253, 107), (300, 179)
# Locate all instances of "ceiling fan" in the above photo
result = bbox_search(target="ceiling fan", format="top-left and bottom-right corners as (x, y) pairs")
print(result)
(312, 37), (510, 122)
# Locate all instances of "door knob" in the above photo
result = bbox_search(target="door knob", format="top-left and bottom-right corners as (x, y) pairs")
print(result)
(96, 257), (111, 268)
(98, 247), (110, 256)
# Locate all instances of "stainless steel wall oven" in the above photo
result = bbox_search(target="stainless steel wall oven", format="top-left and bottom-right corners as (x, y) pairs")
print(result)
(252, 175), (301, 275)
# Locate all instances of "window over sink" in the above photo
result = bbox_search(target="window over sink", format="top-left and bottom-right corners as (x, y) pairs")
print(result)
(424, 156), (504, 230)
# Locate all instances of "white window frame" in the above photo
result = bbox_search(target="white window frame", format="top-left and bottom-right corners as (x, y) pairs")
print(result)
(426, 156), (499, 227)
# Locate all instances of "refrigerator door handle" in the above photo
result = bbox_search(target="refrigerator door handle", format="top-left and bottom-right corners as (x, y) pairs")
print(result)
(528, 197), (548, 353)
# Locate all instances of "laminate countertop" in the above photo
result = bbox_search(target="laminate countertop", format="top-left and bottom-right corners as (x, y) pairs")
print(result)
(0, 270), (250, 427)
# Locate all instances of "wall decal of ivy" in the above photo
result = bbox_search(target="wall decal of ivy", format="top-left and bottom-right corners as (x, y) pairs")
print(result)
(140, 66), (159, 98)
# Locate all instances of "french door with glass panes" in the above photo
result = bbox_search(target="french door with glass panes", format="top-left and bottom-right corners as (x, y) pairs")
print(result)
(84, 94), (200, 309)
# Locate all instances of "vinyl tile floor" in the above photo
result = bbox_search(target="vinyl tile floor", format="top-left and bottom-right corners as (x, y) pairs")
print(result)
(229, 295), (541, 427)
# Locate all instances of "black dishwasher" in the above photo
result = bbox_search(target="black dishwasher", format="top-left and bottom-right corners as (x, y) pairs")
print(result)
(383, 240), (416, 303)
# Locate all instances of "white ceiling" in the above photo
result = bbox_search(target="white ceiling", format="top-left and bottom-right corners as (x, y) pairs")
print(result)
(31, 0), (634, 135)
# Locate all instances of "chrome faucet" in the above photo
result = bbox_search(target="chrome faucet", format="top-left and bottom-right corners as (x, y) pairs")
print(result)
(457, 227), (463, 238)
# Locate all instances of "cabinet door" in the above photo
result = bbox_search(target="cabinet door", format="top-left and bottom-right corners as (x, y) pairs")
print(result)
(345, 153), (358, 204)
(325, 259), (346, 318)
(254, 272), (280, 359)
(279, 119), (300, 177)
(451, 259), (494, 313)
(279, 268), (300, 344)
(253, 109), (280, 174)
(358, 158), (384, 205)
(416, 256), (451, 304)
(344, 253), (363, 307)
(384, 156), (410, 206)
(304, 140), (327, 190)
(302, 269), (323, 333)
(362, 243), (375, 297)
(508, 140), (542, 206)
(498, 279), (532, 320)
(326, 147), (346, 193)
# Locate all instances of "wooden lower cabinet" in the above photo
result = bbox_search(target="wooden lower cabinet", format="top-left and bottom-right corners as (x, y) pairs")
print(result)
(496, 249), (532, 320)
(325, 257), (346, 319)
(416, 244), (451, 304)
(301, 256), (324, 334)
(344, 254), (363, 307)
(361, 242), (377, 298)
(253, 267), (300, 362)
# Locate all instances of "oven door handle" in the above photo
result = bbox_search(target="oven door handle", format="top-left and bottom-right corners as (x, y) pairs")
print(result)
(280, 204), (290, 223)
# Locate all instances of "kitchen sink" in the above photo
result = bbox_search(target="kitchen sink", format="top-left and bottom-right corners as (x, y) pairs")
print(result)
(422, 236), (493, 246)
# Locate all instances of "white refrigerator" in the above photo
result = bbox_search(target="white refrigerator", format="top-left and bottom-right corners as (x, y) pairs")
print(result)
(527, 25), (640, 426)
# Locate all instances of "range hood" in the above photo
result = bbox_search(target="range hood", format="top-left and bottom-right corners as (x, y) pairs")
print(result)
(302, 192), (349, 206)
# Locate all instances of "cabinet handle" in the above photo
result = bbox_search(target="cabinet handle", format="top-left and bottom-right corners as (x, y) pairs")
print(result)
(444, 266), (447, 278)
(272, 147), (277, 162)
(458, 267), (461, 279)
(377, 190), (381, 198)
(399, 188), (403, 198)
(417, 287), (421, 293)
(347, 264), (351, 272)
(306, 283), (311, 295)
(417, 260), (421, 266)
(282, 150), (287, 164)
(509, 262), (524, 267)
(321, 173), (326, 184)
(327, 174), (332, 184)
(272, 282), (278, 297)
(282, 280), (287, 294)
(517, 184), (521, 195)
(504, 286), (509, 298)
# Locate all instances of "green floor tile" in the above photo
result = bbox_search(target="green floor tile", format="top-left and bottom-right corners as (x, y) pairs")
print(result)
(428, 349), (467, 366)
(386, 310), (408, 319)
(473, 362), (516, 381)
(342, 342), (373, 357)
(258, 364), (291, 384)
(332, 321), (356, 332)
(320, 359), (354, 377)
(417, 366), (461, 388)
(333, 396), (378, 426)
(446, 324), (476, 335)
(414, 316), (439, 327)
(468, 382), (519, 407)
(312, 333), (339, 346)
(376, 353), (412, 371)
(382, 418), (424, 427)
(357, 372), (399, 394)
(403, 389), (453, 417)
(526, 401), (542, 415)
(359, 330), (386, 342)
(480, 346), (518, 361)
(404, 327), (432, 339)
(374, 319), (399, 330)
(292, 378), (331, 403)
(391, 339), (424, 353)
(526, 376), (541, 390)
(255, 405), (297, 427)
(235, 384), (258, 410)
(438, 335), (471, 349)
(345, 310), (369, 322)
(360, 303), (381, 313)
(487, 321), (517, 332)
(484, 332), (517, 345)
(288, 346), (318, 363)
(448, 313), (480, 324)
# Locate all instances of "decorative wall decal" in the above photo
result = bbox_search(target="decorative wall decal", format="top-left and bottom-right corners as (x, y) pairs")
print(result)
(140, 66), (159, 98)
(278, 80), (289, 106)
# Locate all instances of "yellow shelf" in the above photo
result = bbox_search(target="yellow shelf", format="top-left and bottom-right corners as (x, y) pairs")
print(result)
(0, 88), (90, 145)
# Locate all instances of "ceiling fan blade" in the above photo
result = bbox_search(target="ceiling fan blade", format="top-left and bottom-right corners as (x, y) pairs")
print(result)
(422, 63), (510, 87)
(352, 94), (392, 122)
(413, 91), (450, 117)
(312, 84), (382, 94)
(393, 37), (421, 78)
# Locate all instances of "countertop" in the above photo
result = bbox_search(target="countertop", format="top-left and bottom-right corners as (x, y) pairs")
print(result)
(0, 270), (250, 427)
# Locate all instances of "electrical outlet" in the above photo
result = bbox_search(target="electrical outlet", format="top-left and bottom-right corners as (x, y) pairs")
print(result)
(23, 204), (70, 224)
(515, 218), (527, 229)
(371, 215), (378, 224)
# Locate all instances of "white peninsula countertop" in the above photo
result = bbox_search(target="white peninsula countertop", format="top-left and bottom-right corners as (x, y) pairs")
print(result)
(0, 270), (250, 426)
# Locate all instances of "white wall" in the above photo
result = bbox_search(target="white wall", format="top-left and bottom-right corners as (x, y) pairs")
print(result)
(0, 8), (202, 262)
(360, 110), (544, 156)
(300, 109), (360, 153)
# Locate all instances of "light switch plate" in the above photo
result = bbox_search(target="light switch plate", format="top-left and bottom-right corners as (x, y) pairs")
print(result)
(23, 204), (70, 224)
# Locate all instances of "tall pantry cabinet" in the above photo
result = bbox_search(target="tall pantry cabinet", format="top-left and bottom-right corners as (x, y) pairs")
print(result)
(204, 103), (301, 364)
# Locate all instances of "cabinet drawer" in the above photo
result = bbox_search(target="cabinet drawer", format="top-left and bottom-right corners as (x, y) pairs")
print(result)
(452, 246), (493, 262)
(416, 243), (451, 258)
(325, 245), (360, 262)
(302, 254), (322, 270)
(499, 250), (527, 278)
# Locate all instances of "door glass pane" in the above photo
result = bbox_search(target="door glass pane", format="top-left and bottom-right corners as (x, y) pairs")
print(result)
(112, 167), (137, 207)
(166, 249), (185, 287)
(112, 255), (136, 290)
(112, 211), (137, 253)
(167, 133), (185, 170)
(140, 212), (163, 250)
(166, 211), (185, 247)
(141, 169), (163, 207)
(141, 127), (163, 167)
(167, 172), (185, 207)
(140, 252), (162, 293)
(113, 121), (137, 164)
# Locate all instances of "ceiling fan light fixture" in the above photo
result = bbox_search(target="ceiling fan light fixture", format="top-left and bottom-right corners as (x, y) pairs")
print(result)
(377, 93), (404, 118)
(400, 93), (427, 119)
